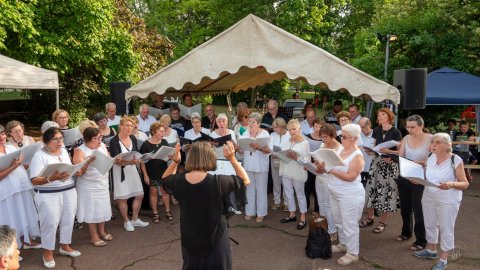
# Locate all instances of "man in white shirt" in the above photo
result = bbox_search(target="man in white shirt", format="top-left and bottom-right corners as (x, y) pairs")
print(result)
(136, 104), (156, 133)
(348, 104), (362, 124)
(105, 102), (121, 127)
(300, 109), (316, 136)
(359, 117), (375, 186)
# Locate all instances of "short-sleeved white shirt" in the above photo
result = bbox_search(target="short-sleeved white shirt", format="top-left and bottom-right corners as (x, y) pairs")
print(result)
(240, 129), (271, 172)
(29, 148), (74, 190)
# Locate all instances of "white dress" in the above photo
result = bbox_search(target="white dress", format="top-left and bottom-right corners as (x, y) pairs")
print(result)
(76, 143), (112, 223)
(0, 144), (40, 247)
(112, 142), (144, 200)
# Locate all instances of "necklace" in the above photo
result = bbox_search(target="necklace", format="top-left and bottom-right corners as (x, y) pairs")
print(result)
(46, 148), (62, 162)
(341, 148), (355, 155)
(12, 137), (23, 147)
(381, 128), (389, 140)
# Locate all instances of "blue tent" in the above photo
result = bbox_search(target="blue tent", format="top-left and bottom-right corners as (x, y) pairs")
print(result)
(426, 67), (480, 105)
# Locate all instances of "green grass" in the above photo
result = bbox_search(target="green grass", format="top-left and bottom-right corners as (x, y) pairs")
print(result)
(0, 91), (27, 100)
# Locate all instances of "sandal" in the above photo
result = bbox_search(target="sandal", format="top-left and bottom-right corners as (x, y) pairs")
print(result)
(359, 217), (375, 228)
(165, 211), (174, 221)
(280, 216), (297, 223)
(152, 213), (160, 224)
(256, 216), (264, 223)
(101, 233), (114, 241)
(396, 235), (411, 241)
(373, 222), (387, 233)
(90, 240), (107, 247)
(409, 243), (425, 251)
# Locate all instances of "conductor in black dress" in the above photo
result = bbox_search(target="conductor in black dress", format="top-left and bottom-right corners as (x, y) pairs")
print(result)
(162, 141), (250, 270)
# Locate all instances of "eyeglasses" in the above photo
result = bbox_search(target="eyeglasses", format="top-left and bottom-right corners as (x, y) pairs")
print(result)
(10, 129), (23, 134)
(92, 135), (104, 140)
(51, 137), (64, 143)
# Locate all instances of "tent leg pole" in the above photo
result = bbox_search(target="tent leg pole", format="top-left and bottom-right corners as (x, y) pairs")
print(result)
(56, 89), (59, 110)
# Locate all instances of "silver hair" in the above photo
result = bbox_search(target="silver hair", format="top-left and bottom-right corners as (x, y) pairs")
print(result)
(216, 113), (228, 123)
(342, 123), (361, 138)
(359, 117), (371, 126)
(248, 112), (262, 124)
(0, 225), (16, 257)
(105, 102), (116, 111)
(0, 125), (4, 134)
(432, 132), (453, 153)
(268, 99), (278, 109)
(272, 117), (287, 129)
(41, 121), (59, 134)
(139, 103), (149, 110)
(406, 115), (424, 127)
(190, 112), (201, 122)
(236, 102), (248, 111)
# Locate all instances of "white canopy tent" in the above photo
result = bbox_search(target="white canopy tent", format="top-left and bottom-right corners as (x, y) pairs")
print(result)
(0, 54), (60, 109)
(126, 14), (400, 105)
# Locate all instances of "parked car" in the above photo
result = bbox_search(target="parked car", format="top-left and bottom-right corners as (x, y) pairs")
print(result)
(282, 99), (307, 119)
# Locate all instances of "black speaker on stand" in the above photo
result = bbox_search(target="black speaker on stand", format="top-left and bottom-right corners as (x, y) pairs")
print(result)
(110, 82), (134, 115)
(393, 68), (427, 110)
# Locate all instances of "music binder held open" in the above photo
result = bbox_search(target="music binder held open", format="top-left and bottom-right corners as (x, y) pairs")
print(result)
(399, 157), (438, 187)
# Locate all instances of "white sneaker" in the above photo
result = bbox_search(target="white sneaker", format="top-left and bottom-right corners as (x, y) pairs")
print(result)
(331, 243), (347, 253)
(131, 219), (149, 227)
(124, 221), (135, 232)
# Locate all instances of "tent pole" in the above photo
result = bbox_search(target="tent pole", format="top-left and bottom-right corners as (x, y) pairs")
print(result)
(56, 89), (59, 110)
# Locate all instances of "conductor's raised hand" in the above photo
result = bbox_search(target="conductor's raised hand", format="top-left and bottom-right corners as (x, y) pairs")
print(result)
(223, 141), (236, 161)
(174, 143), (181, 162)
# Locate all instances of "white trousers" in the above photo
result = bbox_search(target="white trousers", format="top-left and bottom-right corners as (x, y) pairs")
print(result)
(422, 195), (460, 252)
(315, 177), (337, 234)
(271, 161), (287, 206)
(329, 187), (365, 255)
(34, 188), (77, 250)
(245, 171), (269, 217)
(283, 177), (307, 214)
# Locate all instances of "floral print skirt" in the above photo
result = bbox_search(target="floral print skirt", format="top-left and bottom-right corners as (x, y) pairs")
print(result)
(365, 156), (400, 212)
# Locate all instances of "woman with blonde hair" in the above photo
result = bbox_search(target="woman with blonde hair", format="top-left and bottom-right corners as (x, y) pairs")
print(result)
(279, 119), (310, 230)
(52, 109), (69, 130)
(140, 122), (173, 223)
(413, 133), (469, 270)
(159, 114), (179, 145)
(129, 116), (148, 141)
(162, 141), (249, 270)
(269, 117), (289, 210)
(109, 116), (149, 232)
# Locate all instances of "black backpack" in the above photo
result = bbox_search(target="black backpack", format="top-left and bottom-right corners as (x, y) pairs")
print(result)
(305, 227), (332, 260)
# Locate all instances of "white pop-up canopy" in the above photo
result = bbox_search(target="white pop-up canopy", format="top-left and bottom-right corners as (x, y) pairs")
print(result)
(0, 54), (60, 109)
(126, 14), (400, 104)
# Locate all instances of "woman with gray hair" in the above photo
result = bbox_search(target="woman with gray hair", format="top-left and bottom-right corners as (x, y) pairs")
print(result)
(396, 115), (432, 250)
(183, 112), (210, 142)
(413, 133), (468, 270)
(315, 124), (365, 265)
(210, 113), (237, 159)
(0, 225), (20, 270)
(269, 117), (290, 210)
(238, 112), (271, 222)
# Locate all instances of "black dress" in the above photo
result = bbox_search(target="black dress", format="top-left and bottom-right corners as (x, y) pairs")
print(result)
(139, 139), (169, 186)
(163, 173), (246, 270)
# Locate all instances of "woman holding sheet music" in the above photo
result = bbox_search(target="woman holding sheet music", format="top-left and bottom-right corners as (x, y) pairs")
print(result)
(413, 133), (468, 270)
(396, 115), (432, 251)
(73, 127), (113, 247)
(140, 122), (173, 223)
(93, 112), (117, 141)
(313, 124), (340, 239)
(159, 114), (179, 145)
(279, 119), (310, 230)
(362, 108), (402, 233)
(318, 124), (365, 265)
(109, 117), (149, 232)
(0, 125), (41, 256)
(30, 127), (82, 268)
(269, 118), (290, 211)
(210, 113), (237, 159)
(238, 112), (271, 222)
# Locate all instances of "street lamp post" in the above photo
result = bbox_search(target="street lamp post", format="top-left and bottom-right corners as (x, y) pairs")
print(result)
(383, 34), (397, 81)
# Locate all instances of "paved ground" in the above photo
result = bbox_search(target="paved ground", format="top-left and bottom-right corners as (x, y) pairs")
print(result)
(20, 173), (480, 270)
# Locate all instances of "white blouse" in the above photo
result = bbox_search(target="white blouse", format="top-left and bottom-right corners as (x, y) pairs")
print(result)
(279, 139), (310, 182)
(240, 129), (270, 172)
(424, 153), (463, 203)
